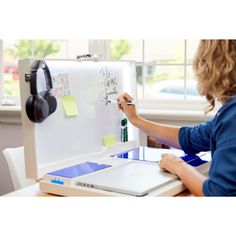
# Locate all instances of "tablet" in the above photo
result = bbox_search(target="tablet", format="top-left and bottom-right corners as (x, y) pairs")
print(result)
(76, 162), (177, 196)
(111, 146), (207, 167)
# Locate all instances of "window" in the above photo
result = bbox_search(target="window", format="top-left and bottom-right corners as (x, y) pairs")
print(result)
(1, 39), (209, 111)
(109, 40), (201, 103)
(0, 40), (89, 98)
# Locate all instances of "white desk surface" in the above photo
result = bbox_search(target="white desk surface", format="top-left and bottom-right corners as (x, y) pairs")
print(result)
(3, 183), (193, 197)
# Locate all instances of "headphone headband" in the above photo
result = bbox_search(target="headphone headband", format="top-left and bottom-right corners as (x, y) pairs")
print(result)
(29, 60), (53, 95)
(25, 59), (57, 123)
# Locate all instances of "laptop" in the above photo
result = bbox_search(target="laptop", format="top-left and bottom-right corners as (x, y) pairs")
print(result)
(75, 162), (177, 196)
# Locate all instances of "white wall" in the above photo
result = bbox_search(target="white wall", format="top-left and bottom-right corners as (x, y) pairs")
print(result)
(0, 123), (22, 195)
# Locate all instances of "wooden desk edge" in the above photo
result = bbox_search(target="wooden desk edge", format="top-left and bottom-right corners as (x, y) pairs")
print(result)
(2, 183), (193, 197)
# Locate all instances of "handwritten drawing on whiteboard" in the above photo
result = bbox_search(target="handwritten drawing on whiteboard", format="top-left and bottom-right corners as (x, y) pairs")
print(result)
(100, 67), (118, 105)
(51, 73), (70, 97)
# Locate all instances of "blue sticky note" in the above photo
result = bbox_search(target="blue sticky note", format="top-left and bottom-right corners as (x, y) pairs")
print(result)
(187, 157), (207, 167)
(180, 154), (207, 167)
(180, 154), (198, 162)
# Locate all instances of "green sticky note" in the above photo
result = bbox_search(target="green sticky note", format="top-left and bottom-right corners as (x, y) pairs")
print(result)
(103, 135), (116, 147)
(61, 96), (79, 116)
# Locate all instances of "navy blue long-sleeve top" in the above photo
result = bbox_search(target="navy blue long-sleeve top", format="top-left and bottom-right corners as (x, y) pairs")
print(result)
(179, 98), (236, 196)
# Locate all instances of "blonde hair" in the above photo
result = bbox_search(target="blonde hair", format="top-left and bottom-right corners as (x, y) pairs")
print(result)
(193, 40), (236, 112)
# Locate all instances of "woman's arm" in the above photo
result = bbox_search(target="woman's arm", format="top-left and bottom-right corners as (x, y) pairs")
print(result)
(118, 93), (207, 195)
(159, 154), (207, 196)
(133, 117), (181, 149)
(118, 93), (181, 149)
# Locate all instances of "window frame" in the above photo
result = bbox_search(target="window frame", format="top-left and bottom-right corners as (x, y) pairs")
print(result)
(0, 39), (99, 103)
(0, 39), (221, 114)
(105, 39), (221, 113)
(139, 40), (194, 101)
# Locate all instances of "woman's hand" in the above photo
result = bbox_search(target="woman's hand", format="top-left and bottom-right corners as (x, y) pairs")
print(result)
(159, 154), (186, 176)
(118, 92), (140, 124)
(159, 154), (206, 196)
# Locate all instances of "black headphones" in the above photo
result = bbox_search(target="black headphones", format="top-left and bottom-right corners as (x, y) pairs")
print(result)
(25, 60), (57, 123)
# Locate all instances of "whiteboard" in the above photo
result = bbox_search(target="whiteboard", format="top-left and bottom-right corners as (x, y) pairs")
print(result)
(19, 59), (138, 179)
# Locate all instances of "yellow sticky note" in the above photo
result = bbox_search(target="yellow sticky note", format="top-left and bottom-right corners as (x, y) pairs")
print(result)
(61, 96), (79, 116)
(103, 135), (116, 147)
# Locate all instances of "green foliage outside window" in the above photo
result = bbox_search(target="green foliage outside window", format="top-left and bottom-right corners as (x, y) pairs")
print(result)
(110, 40), (131, 60)
(6, 40), (60, 58)
(4, 40), (61, 96)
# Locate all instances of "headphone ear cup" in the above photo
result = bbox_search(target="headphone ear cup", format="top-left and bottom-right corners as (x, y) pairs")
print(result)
(33, 96), (50, 123)
(43, 91), (57, 114)
(26, 95), (36, 122)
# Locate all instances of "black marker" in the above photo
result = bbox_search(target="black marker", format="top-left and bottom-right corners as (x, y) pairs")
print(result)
(108, 99), (135, 105)
(121, 119), (126, 142)
(124, 118), (128, 142)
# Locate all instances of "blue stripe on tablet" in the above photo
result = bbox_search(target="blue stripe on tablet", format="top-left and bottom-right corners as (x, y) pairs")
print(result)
(47, 162), (111, 178)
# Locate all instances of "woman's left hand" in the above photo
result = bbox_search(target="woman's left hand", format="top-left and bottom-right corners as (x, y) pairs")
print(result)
(159, 154), (185, 176)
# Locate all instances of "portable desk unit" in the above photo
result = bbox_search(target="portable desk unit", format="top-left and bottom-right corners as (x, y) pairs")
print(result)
(19, 58), (211, 196)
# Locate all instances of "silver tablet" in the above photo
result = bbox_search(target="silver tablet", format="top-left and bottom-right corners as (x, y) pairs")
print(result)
(75, 162), (177, 196)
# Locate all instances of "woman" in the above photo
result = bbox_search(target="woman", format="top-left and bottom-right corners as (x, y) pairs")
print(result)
(118, 40), (236, 196)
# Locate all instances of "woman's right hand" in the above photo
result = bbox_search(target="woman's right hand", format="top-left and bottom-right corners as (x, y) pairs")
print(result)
(118, 92), (140, 124)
